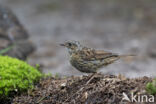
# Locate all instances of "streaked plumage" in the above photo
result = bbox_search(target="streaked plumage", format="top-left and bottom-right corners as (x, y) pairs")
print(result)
(60, 40), (134, 73)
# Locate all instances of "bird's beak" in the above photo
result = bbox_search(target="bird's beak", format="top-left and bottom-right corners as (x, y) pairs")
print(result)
(60, 43), (65, 46)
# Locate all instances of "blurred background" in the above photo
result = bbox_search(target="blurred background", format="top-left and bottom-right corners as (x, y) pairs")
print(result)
(1, 0), (156, 78)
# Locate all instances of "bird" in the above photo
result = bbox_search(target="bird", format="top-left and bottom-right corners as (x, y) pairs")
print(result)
(60, 40), (135, 73)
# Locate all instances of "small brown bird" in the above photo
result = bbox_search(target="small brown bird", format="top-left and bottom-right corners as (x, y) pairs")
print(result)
(60, 40), (134, 73)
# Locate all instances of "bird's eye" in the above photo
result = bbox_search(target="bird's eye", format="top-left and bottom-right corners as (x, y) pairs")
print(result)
(68, 43), (72, 47)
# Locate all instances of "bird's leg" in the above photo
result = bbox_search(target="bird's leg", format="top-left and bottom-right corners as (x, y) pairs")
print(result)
(86, 72), (97, 85)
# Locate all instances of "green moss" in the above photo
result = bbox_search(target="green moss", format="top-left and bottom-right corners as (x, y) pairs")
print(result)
(0, 56), (42, 96)
(146, 79), (156, 95)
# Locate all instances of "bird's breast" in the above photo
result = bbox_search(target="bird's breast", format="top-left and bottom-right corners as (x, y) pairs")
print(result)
(70, 54), (82, 67)
(69, 54), (97, 73)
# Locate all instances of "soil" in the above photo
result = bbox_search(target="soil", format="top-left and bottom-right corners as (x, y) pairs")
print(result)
(12, 73), (152, 104)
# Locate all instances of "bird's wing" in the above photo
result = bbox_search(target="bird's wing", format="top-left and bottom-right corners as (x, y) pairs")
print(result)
(79, 47), (117, 61)
(94, 50), (116, 59)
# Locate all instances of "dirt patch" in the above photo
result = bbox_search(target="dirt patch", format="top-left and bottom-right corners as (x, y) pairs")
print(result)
(13, 73), (152, 104)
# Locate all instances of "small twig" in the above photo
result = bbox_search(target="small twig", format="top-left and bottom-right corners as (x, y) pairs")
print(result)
(36, 96), (46, 104)
(64, 86), (84, 102)
(64, 73), (97, 103)
(86, 73), (96, 85)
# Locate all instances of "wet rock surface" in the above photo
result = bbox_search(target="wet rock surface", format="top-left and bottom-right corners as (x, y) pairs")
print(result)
(0, 6), (34, 60)
(13, 74), (152, 104)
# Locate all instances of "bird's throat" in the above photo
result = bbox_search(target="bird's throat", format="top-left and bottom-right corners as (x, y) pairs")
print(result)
(68, 49), (75, 55)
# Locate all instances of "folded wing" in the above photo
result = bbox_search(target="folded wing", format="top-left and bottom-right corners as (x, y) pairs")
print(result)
(79, 47), (118, 61)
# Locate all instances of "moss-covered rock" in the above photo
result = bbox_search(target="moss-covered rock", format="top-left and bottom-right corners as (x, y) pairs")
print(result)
(146, 79), (156, 95)
(0, 56), (42, 97)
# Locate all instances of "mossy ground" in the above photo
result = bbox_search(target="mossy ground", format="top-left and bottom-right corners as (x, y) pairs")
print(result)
(0, 56), (42, 97)
(146, 78), (156, 95)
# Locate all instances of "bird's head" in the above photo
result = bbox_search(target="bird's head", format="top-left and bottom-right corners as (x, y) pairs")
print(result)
(60, 40), (81, 54)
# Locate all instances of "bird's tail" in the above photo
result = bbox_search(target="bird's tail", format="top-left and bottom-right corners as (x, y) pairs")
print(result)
(118, 54), (136, 58)
(118, 54), (136, 62)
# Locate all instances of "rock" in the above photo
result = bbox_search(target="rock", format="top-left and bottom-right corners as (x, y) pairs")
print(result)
(0, 6), (28, 40)
(0, 5), (34, 60)
(4, 41), (35, 60)
(0, 38), (10, 49)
